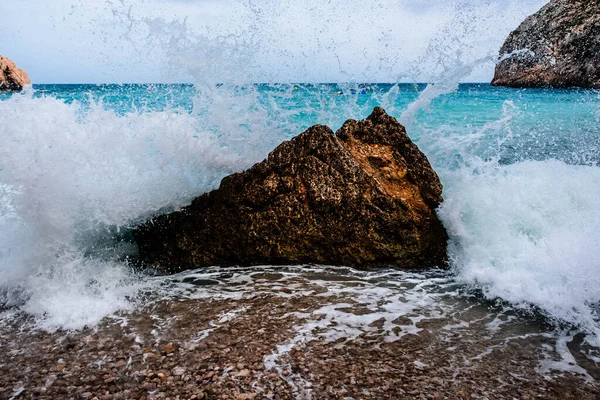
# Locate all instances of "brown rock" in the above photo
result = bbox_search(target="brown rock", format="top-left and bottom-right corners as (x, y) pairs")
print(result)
(492, 0), (600, 88)
(133, 107), (447, 272)
(0, 54), (30, 91)
(159, 343), (177, 354)
(237, 369), (251, 377)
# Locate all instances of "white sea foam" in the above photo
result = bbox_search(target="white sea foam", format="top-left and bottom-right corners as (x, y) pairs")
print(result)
(538, 331), (594, 380)
(0, 89), (283, 329)
(439, 160), (600, 343)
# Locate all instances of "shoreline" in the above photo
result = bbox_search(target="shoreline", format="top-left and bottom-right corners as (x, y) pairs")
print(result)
(1, 268), (598, 400)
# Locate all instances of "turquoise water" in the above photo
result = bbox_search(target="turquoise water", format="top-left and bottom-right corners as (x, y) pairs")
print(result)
(6, 83), (597, 166)
(0, 83), (599, 345)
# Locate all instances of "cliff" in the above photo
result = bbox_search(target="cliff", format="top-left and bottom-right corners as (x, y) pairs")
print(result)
(492, 0), (600, 88)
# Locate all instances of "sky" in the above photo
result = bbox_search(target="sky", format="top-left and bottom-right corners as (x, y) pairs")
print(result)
(0, 0), (547, 83)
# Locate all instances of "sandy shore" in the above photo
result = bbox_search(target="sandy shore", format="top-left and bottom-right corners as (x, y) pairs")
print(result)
(1, 270), (598, 400)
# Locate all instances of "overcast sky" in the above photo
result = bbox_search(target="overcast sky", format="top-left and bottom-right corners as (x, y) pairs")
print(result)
(0, 0), (547, 83)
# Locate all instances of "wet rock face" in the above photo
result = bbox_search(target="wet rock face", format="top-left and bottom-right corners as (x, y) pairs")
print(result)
(0, 55), (30, 91)
(134, 107), (447, 273)
(492, 0), (600, 88)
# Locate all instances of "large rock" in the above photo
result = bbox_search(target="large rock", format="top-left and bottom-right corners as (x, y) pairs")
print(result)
(491, 0), (600, 88)
(133, 107), (447, 273)
(0, 54), (30, 91)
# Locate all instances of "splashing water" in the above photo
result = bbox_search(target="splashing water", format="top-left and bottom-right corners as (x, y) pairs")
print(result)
(0, 91), (273, 329)
(440, 161), (600, 341)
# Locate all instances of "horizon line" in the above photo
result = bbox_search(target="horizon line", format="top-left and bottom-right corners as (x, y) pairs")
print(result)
(29, 82), (492, 85)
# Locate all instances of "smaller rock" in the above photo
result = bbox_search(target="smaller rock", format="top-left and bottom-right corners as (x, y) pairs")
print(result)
(172, 367), (186, 376)
(104, 376), (116, 384)
(144, 352), (160, 360)
(160, 343), (177, 354)
(237, 369), (251, 377)
(0, 54), (30, 91)
(431, 377), (444, 386)
(253, 363), (265, 371)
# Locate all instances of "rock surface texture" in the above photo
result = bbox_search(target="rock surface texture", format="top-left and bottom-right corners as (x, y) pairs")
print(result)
(134, 107), (447, 272)
(492, 0), (600, 88)
(0, 54), (31, 91)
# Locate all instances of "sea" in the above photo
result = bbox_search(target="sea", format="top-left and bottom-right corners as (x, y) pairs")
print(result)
(1, 82), (599, 380)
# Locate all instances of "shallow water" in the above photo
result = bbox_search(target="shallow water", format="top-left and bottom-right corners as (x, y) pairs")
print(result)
(2, 264), (599, 399)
